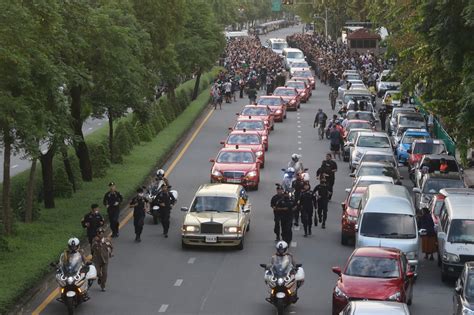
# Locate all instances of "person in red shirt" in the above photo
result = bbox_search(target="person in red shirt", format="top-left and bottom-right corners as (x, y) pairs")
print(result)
(439, 158), (449, 173)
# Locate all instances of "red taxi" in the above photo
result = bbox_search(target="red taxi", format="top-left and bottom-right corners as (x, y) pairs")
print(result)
(292, 76), (313, 96)
(238, 105), (275, 131)
(221, 130), (265, 167)
(332, 247), (414, 314)
(210, 147), (261, 190)
(256, 96), (287, 122)
(292, 69), (315, 89)
(343, 120), (375, 139)
(286, 80), (310, 103)
(233, 118), (269, 151)
(340, 186), (366, 245)
(272, 87), (301, 111)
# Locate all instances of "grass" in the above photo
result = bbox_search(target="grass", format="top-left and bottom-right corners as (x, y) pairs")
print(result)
(0, 79), (214, 313)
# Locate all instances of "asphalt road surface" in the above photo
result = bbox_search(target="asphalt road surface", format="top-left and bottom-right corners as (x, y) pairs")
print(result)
(28, 25), (453, 315)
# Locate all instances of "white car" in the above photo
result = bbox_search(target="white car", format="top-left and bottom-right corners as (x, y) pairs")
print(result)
(282, 48), (305, 70)
(289, 63), (310, 76)
(353, 175), (395, 189)
(382, 90), (402, 107)
(265, 38), (288, 55)
(338, 79), (365, 98)
(349, 131), (393, 171)
(340, 301), (410, 315)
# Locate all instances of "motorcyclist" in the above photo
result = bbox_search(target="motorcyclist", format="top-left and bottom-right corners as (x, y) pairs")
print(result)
(288, 153), (304, 174)
(271, 241), (295, 266)
(149, 169), (169, 196)
(281, 167), (296, 193)
(60, 238), (87, 269)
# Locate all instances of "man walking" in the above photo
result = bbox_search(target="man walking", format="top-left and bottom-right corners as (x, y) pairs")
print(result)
(379, 105), (387, 131)
(91, 227), (113, 291)
(271, 184), (286, 241)
(103, 182), (123, 238)
(81, 204), (104, 246)
(317, 153), (338, 200)
(153, 184), (176, 238)
(329, 88), (338, 110)
(129, 188), (147, 242)
(298, 182), (316, 237)
(313, 177), (330, 229)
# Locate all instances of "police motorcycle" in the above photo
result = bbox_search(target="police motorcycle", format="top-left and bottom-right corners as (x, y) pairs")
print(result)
(260, 242), (305, 315)
(53, 238), (97, 315)
(146, 169), (178, 224)
(281, 167), (296, 195)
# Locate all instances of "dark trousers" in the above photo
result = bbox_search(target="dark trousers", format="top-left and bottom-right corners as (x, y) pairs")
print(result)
(317, 199), (329, 224)
(293, 206), (300, 225)
(301, 209), (313, 234)
(274, 212), (285, 239)
(239, 87), (244, 98)
(134, 217), (144, 237)
(281, 215), (293, 244)
(380, 117), (386, 131)
(107, 206), (120, 236)
(160, 209), (170, 234)
(87, 234), (95, 246)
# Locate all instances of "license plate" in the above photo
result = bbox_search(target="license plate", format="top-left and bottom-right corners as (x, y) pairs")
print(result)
(227, 178), (241, 183)
(205, 236), (217, 243)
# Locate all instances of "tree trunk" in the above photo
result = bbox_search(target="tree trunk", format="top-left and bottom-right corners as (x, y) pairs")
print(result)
(192, 70), (202, 101)
(40, 147), (55, 209)
(25, 158), (37, 223)
(70, 85), (93, 181)
(107, 111), (114, 162)
(2, 128), (13, 235)
(61, 147), (76, 193)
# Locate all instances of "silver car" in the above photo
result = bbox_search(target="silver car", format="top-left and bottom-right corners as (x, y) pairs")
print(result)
(349, 131), (393, 171)
(340, 301), (410, 315)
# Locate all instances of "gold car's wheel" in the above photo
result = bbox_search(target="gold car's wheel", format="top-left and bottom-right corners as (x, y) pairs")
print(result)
(237, 237), (244, 250)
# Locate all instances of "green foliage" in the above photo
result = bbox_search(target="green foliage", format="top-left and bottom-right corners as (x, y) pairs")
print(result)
(135, 122), (154, 142)
(11, 178), (40, 222)
(53, 163), (73, 199)
(124, 121), (140, 145)
(114, 122), (134, 156)
(88, 143), (110, 178)
(177, 89), (190, 112)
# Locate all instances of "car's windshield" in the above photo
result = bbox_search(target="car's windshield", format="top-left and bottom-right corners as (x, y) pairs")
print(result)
(357, 179), (392, 187)
(286, 82), (305, 89)
(357, 165), (397, 180)
(257, 98), (281, 106)
(347, 122), (372, 130)
(360, 213), (416, 238)
(242, 107), (268, 116)
(402, 134), (428, 145)
(345, 256), (400, 278)
(413, 142), (446, 154)
(347, 112), (374, 121)
(287, 51), (304, 59)
(235, 121), (264, 130)
(293, 70), (312, 77)
(399, 115), (425, 126)
(227, 134), (260, 145)
(423, 179), (465, 194)
(274, 89), (296, 96)
(465, 274), (474, 299)
(272, 42), (288, 50)
(448, 219), (474, 244)
(271, 255), (293, 278)
(190, 196), (237, 213)
(361, 154), (394, 165)
(349, 194), (363, 208)
(357, 136), (391, 148)
(344, 94), (371, 104)
(290, 62), (308, 68)
(216, 151), (255, 163)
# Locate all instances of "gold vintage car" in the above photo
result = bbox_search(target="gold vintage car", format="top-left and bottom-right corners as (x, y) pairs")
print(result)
(181, 183), (251, 250)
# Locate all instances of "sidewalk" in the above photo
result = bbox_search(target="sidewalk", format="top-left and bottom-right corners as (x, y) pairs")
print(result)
(464, 167), (474, 188)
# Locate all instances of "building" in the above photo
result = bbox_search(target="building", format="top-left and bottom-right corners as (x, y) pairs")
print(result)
(346, 28), (381, 54)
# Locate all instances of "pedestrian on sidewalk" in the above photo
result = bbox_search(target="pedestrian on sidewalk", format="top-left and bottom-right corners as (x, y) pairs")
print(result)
(91, 227), (113, 291)
(419, 208), (437, 260)
(130, 187), (147, 242)
(103, 182), (123, 238)
(81, 204), (104, 246)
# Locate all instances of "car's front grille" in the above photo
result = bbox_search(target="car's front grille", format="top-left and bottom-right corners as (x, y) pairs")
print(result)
(200, 222), (223, 234)
(223, 171), (245, 178)
(459, 255), (474, 264)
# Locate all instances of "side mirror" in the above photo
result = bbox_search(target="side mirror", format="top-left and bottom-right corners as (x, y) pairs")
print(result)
(345, 188), (351, 193)
(180, 207), (189, 212)
(438, 231), (447, 240)
(220, 141), (225, 145)
(228, 127), (233, 131)
(412, 187), (421, 193)
(210, 159), (215, 163)
(281, 168), (287, 172)
(332, 266), (342, 276)
(406, 271), (415, 279)
(341, 202), (346, 211)
(259, 263), (267, 269)
(349, 173), (355, 178)
(295, 263), (303, 268)
(338, 100), (343, 105)
(418, 228), (427, 236)
(455, 285), (463, 294)
(236, 113), (240, 116)
(354, 224), (359, 232)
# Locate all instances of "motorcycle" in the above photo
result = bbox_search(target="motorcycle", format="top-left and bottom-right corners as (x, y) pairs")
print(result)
(147, 185), (178, 225)
(260, 256), (305, 315)
(53, 253), (97, 315)
(281, 168), (296, 194)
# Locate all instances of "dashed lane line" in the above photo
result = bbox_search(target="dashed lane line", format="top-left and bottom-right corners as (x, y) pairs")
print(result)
(174, 279), (183, 287)
(188, 257), (196, 264)
(159, 304), (169, 312)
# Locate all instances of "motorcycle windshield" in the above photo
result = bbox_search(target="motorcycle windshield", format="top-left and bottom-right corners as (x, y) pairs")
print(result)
(271, 256), (293, 278)
(61, 252), (83, 276)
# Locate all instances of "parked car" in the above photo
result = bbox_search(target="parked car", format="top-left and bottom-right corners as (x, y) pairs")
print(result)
(392, 113), (426, 143)
(431, 188), (474, 231)
(453, 262), (474, 314)
(341, 186), (366, 245)
(376, 70), (401, 97)
(181, 183), (251, 250)
(339, 301), (411, 315)
(395, 129), (431, 164)
(382, 90), (402, 107)
(352, 175), (395, 188)
(344, 120), (375, 140)
(351, 162), (403, 185)
(332, 247), (414, 314)
(388, 107), (416, 135)
(343, 128), (372, 162)
(413, 173), (466, 211)
(282, 47), (305, 70)
(292, 69), (315, 89)
(413, 154), (462, 187)
(407, 139), (447, 178)
(256, 96), (286, 122)
(359, 150), (398, 168)
(233, 118), (269, 151)
(345, 110), (377, 125)
(289, 62), (310, 76)
(349, 131), (392, 171)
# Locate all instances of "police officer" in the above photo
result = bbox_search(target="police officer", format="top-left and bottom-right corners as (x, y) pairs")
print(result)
(379, 105), (387, 131)
(280, 190), (295, 244)
(81, 204), (104, 245)
(153, 184), (176, 238)
(91, 227), (113, 291)
(313, 177), (330, 229)
(129, 188), (147, 242)
(291, 175), (305, 226)
(298, 182), (316, 237)
(271, 184), (285, 241)
(103, 182), (123, 238)
(317, 153), (338, 200)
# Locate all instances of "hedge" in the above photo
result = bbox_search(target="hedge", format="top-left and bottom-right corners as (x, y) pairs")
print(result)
(0, 67), (221, 313)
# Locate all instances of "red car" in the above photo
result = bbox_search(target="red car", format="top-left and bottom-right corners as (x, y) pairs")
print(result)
(256, 96), (287, 122)
(210, 147), (261, 190)
(238, 105), (275, 131)
(286, 80), (310, 103)
(292, 69), (315, 89)
(221, 130), (265, 167)
(292, 76), (313, 96)
(343, 120), (375, 139)
(233, 118), (269, 151)
(273, 87), (301, 111)
(340, 186), (366, 245)
(331, 247), (414, 314)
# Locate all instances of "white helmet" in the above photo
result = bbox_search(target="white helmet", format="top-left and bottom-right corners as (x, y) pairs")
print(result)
(156, 169), (165, 178)
(68, 237), (80, 252)
(286, 167), (295, 173)
(276, 241), (288, 255)
(291, 153), (300, 162)
(302, 172), (310, 182)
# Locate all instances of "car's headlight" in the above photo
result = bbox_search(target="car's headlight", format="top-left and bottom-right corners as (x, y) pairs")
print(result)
(264, 120), (269, 125)
(347, 215), (357, 222)
(405, 251), (418, 260)
(182, 225), (199, 233)
(301, 92), (306, 96)
(275, 109), (282, 114)
(255, 151), (263, 157)
(387, 291), (401, 301)
(224, 226), (241, 233)
(334, 286), (348, 299)
(290, 99), (296, 104)
(261, 135), (267, 140)
(212, 170), (222, 177)
(247, 171), (258, 177)
(462, 307), (474, 315)
(443, 251), (460, 263)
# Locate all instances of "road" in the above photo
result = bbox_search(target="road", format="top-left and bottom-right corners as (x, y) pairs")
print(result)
(0, 117), (106, 181)
(28, 25), (453, 315)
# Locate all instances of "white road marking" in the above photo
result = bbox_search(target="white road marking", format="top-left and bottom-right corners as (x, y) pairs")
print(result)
(297, 125), (301, 128)
(291, 241), (297, 248)
(298, 141), (302, 144)
(174, 279), (183, 287)
(298, 147), (302, 151)
(297, 130), (301, 133)
(187, 257), (196, 264)
(158, 304), (168, 312)
(297, 135), (302, 138)
(11, 164), (18, 169)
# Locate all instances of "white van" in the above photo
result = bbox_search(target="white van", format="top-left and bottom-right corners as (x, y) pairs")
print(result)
(282, 48), (305, 70)
(355, 184), (420, 274)
(437, 194), (474, 282)
(265, 38), (288, 55)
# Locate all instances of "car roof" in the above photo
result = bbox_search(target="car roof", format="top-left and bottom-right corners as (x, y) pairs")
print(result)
(274, 87), (295, 90)
(445, 195), (474, 218)
(286, 80), (305, 84)
(218, 146), (254, 153)
(229, 130), (260, 136)
(235, 118), (264, 123)
(412, 139), (444, 144)
(352, 186), (369, 194)
(364, 184), (413, 214)
(348, 128), (371, 134)
(283, 47), (302, 52)
(258, 95), (282, 99)
(344, 89), (371, 95)
(353, 246), (402, 259)
(363, 150), (393, 156)
(348, 120), (372, 124)
(357, 131), (388, 137)
(359, 161), (394, 168)
(424, 173), (463, 180)
(347, 110), (373, 115)
(440, 188), (474, 196)
(357, 175), (395, 183)
(398, 112), (424, 118)
(403, 129), (429, 134)
(349, 301), (409, 314)
(196, 183), (243, 198)
(268, 38), (286, 43)
(423, 154), (457, 160)
(243, 104), (268, 108)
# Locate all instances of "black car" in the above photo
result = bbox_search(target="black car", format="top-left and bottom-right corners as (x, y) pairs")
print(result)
(453, 262), (474, 314)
